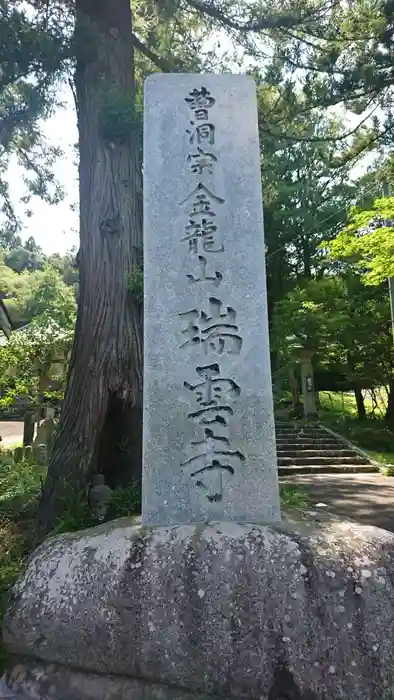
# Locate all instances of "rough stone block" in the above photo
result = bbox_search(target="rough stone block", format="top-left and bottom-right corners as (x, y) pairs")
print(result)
(4, 518), (394, 699)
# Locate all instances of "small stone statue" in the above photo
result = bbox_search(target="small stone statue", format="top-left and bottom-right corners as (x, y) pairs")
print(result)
(87, 474), (112, 522)
(23, 445), (33, 463)
(22, 411), (35, 447)
(33, 444), (48, 467)
(34, 415), (55, 456)
(13, 447), (24, 463)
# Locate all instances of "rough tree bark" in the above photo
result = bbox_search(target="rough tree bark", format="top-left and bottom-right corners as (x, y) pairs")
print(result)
(36, 0), (143, 535)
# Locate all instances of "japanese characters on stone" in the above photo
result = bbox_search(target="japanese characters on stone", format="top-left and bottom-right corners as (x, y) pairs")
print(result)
(179, 86), (245, 504)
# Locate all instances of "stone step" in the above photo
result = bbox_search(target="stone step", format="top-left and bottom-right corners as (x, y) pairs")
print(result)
(276, 440), (342, 449)
(275, 426), (330, 431)
(276, 449), (359, 459)
(275, 432), (336, 440)
(278, 463), (379, 475)
(274, 422), (320, 427)
(277, 455), (370, 466)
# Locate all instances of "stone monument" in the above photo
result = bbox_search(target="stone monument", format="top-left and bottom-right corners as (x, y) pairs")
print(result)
(143, 74), (280, 525)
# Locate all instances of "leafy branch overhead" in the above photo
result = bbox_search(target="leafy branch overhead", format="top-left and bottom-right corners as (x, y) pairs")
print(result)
(184, 0), (331, 32)
(324, 196), (394, 284)
(0, 0), (393, 237)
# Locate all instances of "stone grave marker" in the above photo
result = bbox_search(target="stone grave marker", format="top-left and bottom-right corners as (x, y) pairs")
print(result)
(34, 415), (55, 457)
(143, 74), (280, 525)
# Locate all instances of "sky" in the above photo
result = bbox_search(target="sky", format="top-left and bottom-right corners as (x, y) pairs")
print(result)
(8, 84), (79, 255)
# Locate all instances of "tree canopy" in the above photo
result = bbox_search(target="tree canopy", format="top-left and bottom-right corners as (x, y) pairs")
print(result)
(324, 196), (394, 284)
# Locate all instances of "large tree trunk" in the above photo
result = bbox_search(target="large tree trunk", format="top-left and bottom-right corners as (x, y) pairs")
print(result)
(36, 0), (143, 535)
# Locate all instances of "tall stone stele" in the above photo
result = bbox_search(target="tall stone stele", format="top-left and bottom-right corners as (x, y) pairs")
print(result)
(143, 74), (280, 525)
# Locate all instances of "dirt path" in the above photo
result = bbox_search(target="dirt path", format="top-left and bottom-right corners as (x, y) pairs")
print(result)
(282, 473), (394, 533)
(0, 421), (24, 447)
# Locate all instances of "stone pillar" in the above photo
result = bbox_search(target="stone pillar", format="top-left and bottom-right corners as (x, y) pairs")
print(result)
(300, 350), (317, 420)
(23, 410), (35, 447)
(143, 74), (280, 526)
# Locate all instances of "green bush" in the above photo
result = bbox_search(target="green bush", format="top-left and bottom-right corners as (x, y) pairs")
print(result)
(51, 479), (94, 535)
(347, 423), (394, 452)
(0, 454), (44, 520)
(0, 519), (25, 672)
(109, 482), (141, 519)
(0, 454), (38, 672)
(324, 417), (394, 452)
(52, 481), (142, 535)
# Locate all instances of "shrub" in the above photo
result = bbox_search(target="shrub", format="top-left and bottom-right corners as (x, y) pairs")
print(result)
(0, 455), (44, 520)
(109, 482), (141, 519)
(0, 519), (25, 672)
(280, 483), (308, 509)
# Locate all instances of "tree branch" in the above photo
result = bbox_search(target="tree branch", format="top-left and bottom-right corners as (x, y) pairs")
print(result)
(130, 32), (172, 72)
(68, 78), (78, 114)
(264, 106), (381, 143)
(185, 0), (338, 32)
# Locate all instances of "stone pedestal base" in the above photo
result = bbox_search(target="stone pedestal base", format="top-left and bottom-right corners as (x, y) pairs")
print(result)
(4, 661), (212, 700)
(4, 518), (394, 700)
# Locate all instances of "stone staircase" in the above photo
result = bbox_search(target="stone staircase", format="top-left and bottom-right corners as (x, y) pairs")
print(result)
(275, 422), (379, 476)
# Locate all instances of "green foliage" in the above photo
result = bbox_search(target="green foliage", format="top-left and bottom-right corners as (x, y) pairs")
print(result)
(258, 91), (357, 306)
(131, 0), (220, 76)
(0, 255), (19, 297)
(0, 262), (76, 409)
(0, 451), (44, 672)
(379, 464), (394, 475)
(319, 391), (394, 463)
(0, 519), (25, 672)
(0, 454), (43, 519)
(0, 317), (74, 409)
(272, 275), (393, 392)
(53, 482), (142, 534)
(4, 246), (45, 273)
(279, 483), (308, 510)
(324, 197), (394, 285)
(128, 265), (143, 302)
(272, 276), (345, 355)
(48, 248), (79, 287)
(109, 483), (141, 518)
(51, 481), (93, 535)
(2, 0), (393, 537)
(18, 264), (76, 327)
(0, 260), (76, 327)
(260, 0), (394, 153)
(98, 86), (143, 142)
(319, 391), (369, 419)
(324, 413), (394, 460)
